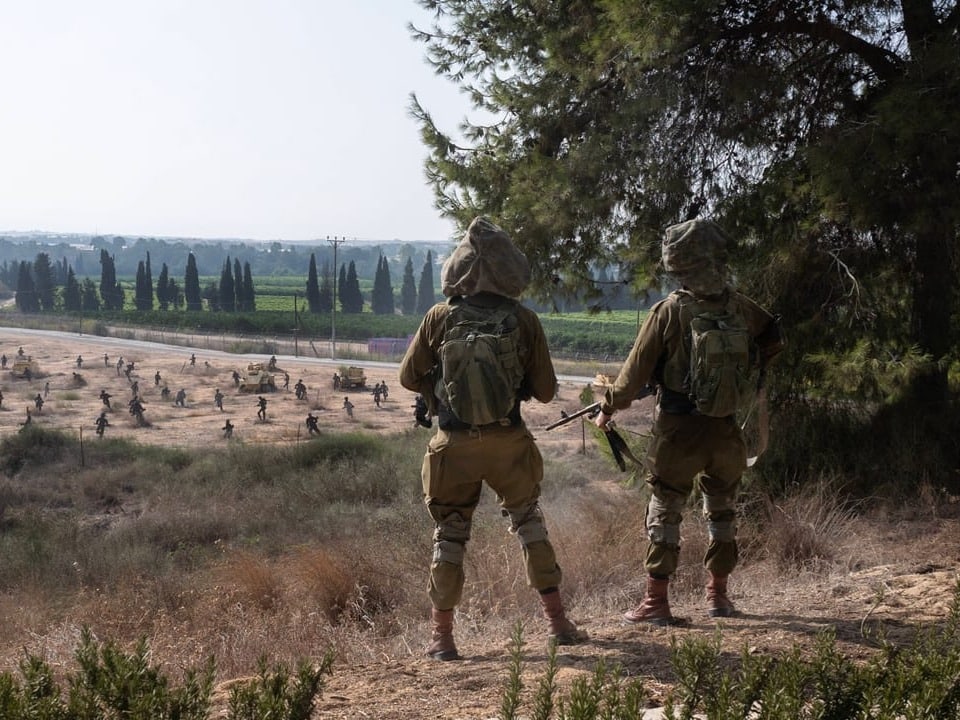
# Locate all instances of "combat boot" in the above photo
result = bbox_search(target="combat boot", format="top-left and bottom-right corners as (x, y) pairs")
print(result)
(426, 608), (460, 661)
(706, 573), (736, 618)
(623, 575), (675, 626)
(539, 589), (589, 646)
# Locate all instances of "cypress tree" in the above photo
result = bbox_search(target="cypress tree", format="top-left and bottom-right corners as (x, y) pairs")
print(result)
(63, 267), (81, 312)
(219, 257), (235, 312)
(81, 278), (100, 311)
(233, 258), (243, 311)
(33, 253), (55, 311)
(400, 257), (417, 315)
(15, 261), (39, 313)
(342, 260), (364, 313)
(242, 262), (255, 312)
(156, 263), (170, 311)
(99, 250), (122, 311)
(184, 252), (202, 311)
(416, 250), (435, 314)
(306, 253), (321, 313)
(319, 260), (333, 312)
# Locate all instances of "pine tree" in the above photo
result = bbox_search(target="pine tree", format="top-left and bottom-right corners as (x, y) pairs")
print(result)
(416, 251), (435, 314)
(63, 267), (82, 312)
(184, 252), (202, 311)
(306, 253), (321, 313)
(400, 257), (417, 315)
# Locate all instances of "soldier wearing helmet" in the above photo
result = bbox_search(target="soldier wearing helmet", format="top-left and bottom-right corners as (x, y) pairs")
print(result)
(595, 218), (785, 625)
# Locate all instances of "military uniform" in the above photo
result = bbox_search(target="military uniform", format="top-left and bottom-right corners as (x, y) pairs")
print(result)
(399, 216), (585, 660)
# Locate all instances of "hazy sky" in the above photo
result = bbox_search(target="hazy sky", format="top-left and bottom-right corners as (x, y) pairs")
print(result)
(0, 2), (472, 243)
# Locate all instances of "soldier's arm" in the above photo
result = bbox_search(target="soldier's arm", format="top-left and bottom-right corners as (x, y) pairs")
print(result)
(398, 305), (444, 396)
(601, 302), (669, 415)
(519, 308), (557, 404)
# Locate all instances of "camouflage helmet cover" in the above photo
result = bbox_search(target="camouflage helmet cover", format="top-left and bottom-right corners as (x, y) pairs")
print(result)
(661, 219), (730, 296)
(441, 216), (531, 298)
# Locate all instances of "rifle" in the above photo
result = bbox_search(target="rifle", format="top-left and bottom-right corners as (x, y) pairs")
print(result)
(545, 385), (655, 471)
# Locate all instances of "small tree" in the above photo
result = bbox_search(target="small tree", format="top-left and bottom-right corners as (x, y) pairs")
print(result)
(416, 250), (436, 314)
(219, 257), (236, 312)
(63, 267), (82, 312)
(400, 257), (417, 315)
(15, 261), (39, 313)
(81, 277), (100, 311)
(306, 253), (321, 313)
(184, 252), (202, 312)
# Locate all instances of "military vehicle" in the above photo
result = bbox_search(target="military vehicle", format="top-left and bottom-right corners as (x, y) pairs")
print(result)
(334, 366), (367, 390)
(238, 362), (277, 393)
(10, 356), (40, 379)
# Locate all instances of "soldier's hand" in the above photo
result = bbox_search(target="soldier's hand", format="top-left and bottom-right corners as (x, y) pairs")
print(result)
(594, 410), (613, 431)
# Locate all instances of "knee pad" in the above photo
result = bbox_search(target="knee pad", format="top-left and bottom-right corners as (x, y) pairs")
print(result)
(646, 494), (682, 546)
(708, 520), (737, 543)
(432, 539), (465, 565)
(503, 503), (548, 547)
(434, 511), (471, 544)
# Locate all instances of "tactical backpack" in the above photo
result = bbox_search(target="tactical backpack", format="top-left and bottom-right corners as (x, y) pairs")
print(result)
(677, 291), (756, 418)
(435, 297), (524, 427)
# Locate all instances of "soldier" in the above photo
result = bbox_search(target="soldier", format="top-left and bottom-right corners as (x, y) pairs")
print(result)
(399, 216), (586, 660)
(44, 381), (50, 398)
(332, 372), (341, 391)
(284, 372), (291, 391)
(189, 353), (196, 366)
(76, 354), (83, 369)
(34, 393), (44, 413)
(95, 411), (109, 437)
(294, 378), (306, 400)
(342, 396), (354, 418)
(380, 381), (389, 400)
(124, 363), (134, 381)
(104, 352), (109, 367)
(305, 412), (320, 436)
(155, 370), (162, 386)
(129, 397), (146, 426)
(1, 353), (6, 369)
(175, 388), (187, 407)
(232, 369), (241, 388)
(222, 419), (234, 439)
(161, 385), (171, 401)
(116, 357), (124, 376)
(0, 389), (3, 408)
(100, 389), (112, 409)
(412, 394), (432, 429)
(372, 383), (382, 408)
(130, 380), (139, 397)
(21, 407), (31, 428)
(17, 346), (24, 357)
(268, 355), (278, 371)
(214, 388), (225, 411)
(257, 396), (268, 421)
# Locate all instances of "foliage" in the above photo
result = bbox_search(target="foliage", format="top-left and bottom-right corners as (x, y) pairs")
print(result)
(400, 256), (418, 315)
(416, 250), (436, 314)
(409, 0), (960, 487)
(226, 654), (333, 720)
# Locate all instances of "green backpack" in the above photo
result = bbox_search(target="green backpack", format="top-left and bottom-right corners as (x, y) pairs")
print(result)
(435, 298), (524, 426)
(679, 292), (756, 418)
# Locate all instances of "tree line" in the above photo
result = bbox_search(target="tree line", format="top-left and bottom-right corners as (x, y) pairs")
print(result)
(8, 248), (440, 317)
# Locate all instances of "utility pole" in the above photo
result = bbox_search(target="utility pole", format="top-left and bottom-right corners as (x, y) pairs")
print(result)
(327, 235), (346, 360)
(293, 291), (299, 357)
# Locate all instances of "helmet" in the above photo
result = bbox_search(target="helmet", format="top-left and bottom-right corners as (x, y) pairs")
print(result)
(661, 219), (731, 296)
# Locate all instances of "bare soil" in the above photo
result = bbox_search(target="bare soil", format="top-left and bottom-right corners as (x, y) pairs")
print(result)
(1, 327), (958, 719)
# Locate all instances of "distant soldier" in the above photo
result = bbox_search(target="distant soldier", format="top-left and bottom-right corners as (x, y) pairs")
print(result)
(380, 381), (389, 400)
(100, 389), (112, 409)
(294, 378), (306, 400)
(160, 385), (171, 401)
(76, 354), (83, 369)
(305, 412), (320, 435)
(104, 352), (109, 367)
(284, 372), (291, 391)
(116, 357), (124, 375)
(372, 383), (382, 408)
(222, 419), (234, 439)
(268, 355), (278, 371)
(232, 369), (241, 387)
(44, 380), (50, 397)
(189, 353), (196, 366)
(130, 380), (140, 397)
(343, 396), (354, 419)
(129, 397), (146, 426)
(257, 396), (268, 421)
(154, 371), (162, 386)
(34, 393), (44, 413)
(23, 367), (32, 381)
(95, 411), (109, 437)
(17, 346), (24, 357)
(175, 388), (187, 407)
(214, 388), (225, 411)
(1, 353), (7, 369)
(0, 389), (3, 408)
(20, 407), (31, 428)
(413, 394), (432, 429)
(124, 363), (134, 381)
(332, 372), (340, 391)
